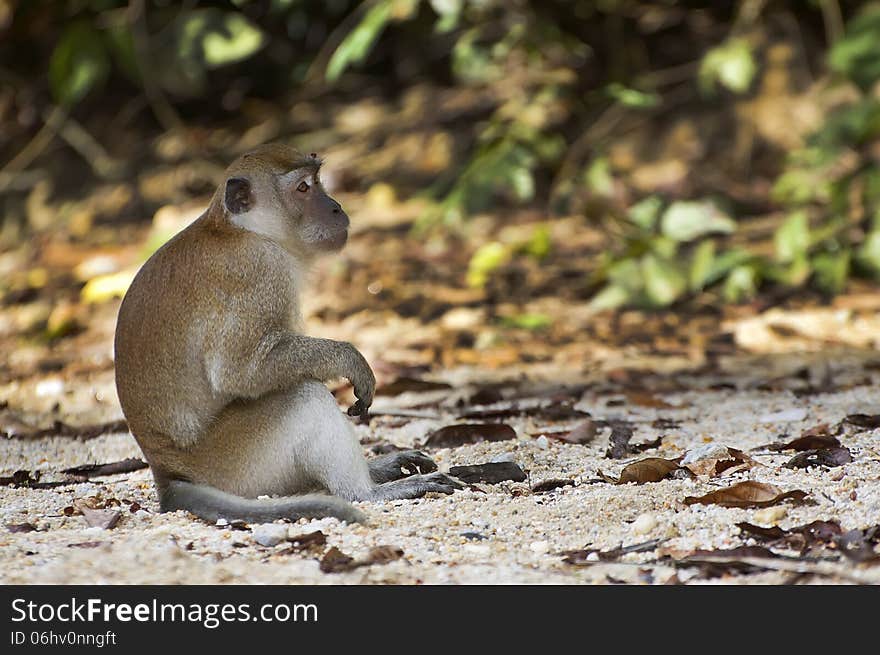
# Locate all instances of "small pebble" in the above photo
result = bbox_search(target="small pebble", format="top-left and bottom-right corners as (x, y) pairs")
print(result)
(753, 506), (787, 524)
(529, 540), (550, 555)
(535, 436), (549, 450)
(490, 452), (516, 463)
(632, 513), (657, 535)
(759, 408), (807, 423)
(252, 523), (288, 547)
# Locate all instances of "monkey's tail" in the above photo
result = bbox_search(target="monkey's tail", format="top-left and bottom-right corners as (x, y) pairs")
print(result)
(160, 480), (366, 524)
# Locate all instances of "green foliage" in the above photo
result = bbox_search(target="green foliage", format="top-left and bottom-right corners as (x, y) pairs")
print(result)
(49, 22), (111, 106)
(699, 38), (757, 95)
(829, 4), (880, 90)
(326, 0), (396, 82)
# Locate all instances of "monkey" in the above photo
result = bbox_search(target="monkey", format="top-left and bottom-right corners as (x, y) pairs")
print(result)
(114, 143), (461, 524)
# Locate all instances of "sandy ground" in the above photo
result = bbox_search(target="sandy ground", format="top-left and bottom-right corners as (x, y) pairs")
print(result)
(2, 352), (880, 585)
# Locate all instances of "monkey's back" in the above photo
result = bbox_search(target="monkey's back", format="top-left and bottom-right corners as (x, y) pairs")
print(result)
(114, 214), (294, 457)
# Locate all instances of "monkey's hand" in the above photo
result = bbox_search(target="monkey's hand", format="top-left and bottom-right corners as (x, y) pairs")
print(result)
(343, 343), (375, 417)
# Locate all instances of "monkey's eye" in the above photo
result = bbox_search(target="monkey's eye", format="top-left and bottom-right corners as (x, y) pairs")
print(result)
(297, 181), (310, 193)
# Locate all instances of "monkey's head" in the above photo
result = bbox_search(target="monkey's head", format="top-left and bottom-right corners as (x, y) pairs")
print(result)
(218, 143), (350, 255)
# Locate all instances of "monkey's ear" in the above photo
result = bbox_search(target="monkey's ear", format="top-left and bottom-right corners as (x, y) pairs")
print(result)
(224, 177), (253, 214)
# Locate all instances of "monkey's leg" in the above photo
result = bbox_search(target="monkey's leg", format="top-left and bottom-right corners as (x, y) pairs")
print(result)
(368, 450), (437, 483)
(291, 382), (461, 501)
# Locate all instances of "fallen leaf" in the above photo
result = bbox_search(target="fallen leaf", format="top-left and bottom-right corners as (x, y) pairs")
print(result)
(423, 423), (516, 448)
(844, 414), (880, 429)
(365, 545), (404, 565)
(538, 419), (596, 445)
(319, 547), (356, 573)
(598, 457), (682, 484)
(458, 401), (589, 422)
(61, 458), (148, 478)
(835, 526), (880, 563)
(562, 538), (666, 564)
(763, 428), (841, 452)
(783, 447), (852, 469)
(6, 523), (37, 533)
(604, 420), (635, 459)
(626, 392), (686, 409)
(683, 445), (760, 477)
(319, 544), (405, 573)
(737, 520), (842, 552)
(684, 481), (808, 508)
(285, 530), (327, 553)
(448, 462), (526, 484)
(74, 500), (121, 529)
(531, 479), (574, 493)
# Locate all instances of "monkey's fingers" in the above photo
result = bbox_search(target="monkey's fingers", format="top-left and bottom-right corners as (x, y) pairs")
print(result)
(348, 400), (367, 417)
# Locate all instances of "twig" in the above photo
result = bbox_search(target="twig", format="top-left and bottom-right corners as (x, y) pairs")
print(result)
(0, 106), (65, 193)
(43, 109), (126, 180)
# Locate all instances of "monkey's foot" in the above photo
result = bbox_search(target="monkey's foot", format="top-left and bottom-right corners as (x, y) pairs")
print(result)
(370, 472), (463, 500)
(368, 449), (438, 484)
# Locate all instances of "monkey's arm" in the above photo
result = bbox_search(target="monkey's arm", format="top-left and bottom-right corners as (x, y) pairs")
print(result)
(210, 330), (375, 415)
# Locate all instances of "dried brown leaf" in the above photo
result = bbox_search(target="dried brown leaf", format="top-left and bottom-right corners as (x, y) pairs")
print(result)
(598, 457), (681, 485)
(784, 447), (852, 469)
(531, 478), (574, 493)
(448, 461), (526, 484)
(423, 423), (516, 448)
(684, 481), (808, 508)
(6, 522), (37, 533)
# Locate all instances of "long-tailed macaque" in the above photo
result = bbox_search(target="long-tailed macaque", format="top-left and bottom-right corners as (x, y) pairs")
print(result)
(114, 143), (460, 523)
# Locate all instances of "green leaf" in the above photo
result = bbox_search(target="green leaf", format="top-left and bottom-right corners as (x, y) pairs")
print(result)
(466, 241), (510, 288)
(660, 200), (736, 242)
(723, 265), (758, 303)
(430, 0), (462, 33)
(641, 255), (686, 307)
(627, 196), (662, 231)
(606, 83), (660, 109)
(49, 22), (110, 106)
(829, 6), (880, 90)
(813, 251), (850, 295)
(202, 13), (265, 67)
(699, 38), (757, 94)
(689, 240), (716, 292)
(775, 210), (810, 263)
(589, 284), (631, 312)
(857, 230), (880, 275)
(585, 157), (614, 197)
(501, 313), (552, 331)
(522, 225), (551, 259)
(326, 0), (394, 82)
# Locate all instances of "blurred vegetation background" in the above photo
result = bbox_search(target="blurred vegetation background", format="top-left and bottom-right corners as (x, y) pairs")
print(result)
(1, 0), (880, 312)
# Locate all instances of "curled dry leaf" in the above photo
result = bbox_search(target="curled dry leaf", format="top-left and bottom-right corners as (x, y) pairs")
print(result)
(531, 478), (575, 493)
(319, 544), (405, 573)
(285, 530), (327, 553)
(784, 447), (852, 469)
(684, 481), (808, 508)
(844, 414), (880, 430)
(539, 419), (596, 445)
(737, 520), (842, 552)
(764, 428), (841, 452)
(73, 499), (121, 529)
(319, 546), (355, 573)
(562, 538), (666, 564)
(448, 461), (526, 484)
(423, 423), (516, 448)
(598, 457), (682, 485)
(835, 525), (880, 563)
(604, 420), (635, 459)
(683, 446), (760, 477)
(626, 392), (687, 409)
(6, 523), (37, 533)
